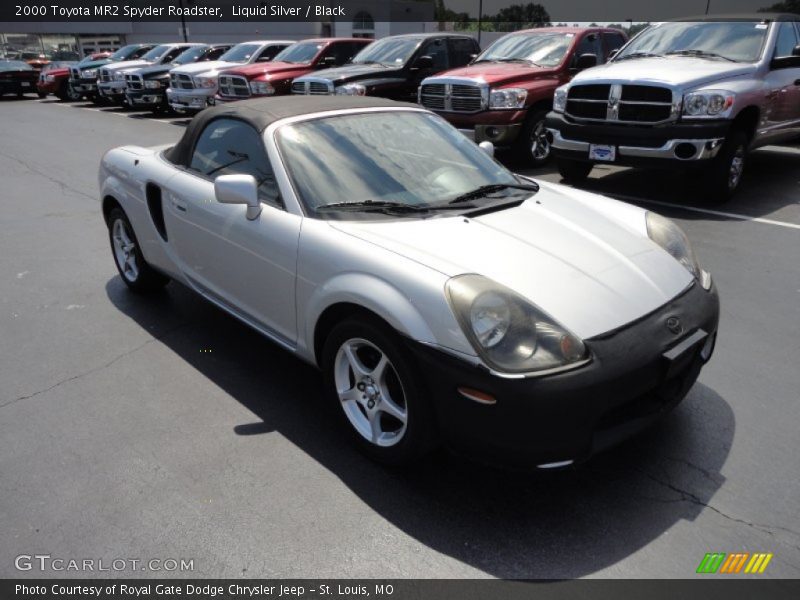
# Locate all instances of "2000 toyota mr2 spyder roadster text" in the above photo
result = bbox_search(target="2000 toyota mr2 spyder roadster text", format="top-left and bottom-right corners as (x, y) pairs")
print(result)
(99, 96), (719, 469)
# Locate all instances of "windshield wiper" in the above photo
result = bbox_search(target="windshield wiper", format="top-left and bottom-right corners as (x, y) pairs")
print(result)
(615, 52), (664, 62)
(316, 200), (475, 214)
(665, 50), (736, 62)
(494, 57), (544, 67)
(448, 183), (538, 205)
(355, 60), (387, 67)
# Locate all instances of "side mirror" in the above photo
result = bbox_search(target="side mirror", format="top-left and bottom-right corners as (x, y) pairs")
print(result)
(478, 141), (495, 158)
(575, 53), (598, 70)
(608, 49), (619, 60)
(413, 55), (434, 70)
(214, 174), (261, 220)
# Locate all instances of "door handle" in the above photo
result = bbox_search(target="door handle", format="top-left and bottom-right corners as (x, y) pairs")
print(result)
(170, 197), (187, 212)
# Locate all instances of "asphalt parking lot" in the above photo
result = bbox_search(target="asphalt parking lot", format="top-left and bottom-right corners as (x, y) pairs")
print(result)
(1, 96), (798, 579)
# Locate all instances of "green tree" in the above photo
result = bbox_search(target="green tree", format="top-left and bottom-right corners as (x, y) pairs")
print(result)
(759, 0), (800, 12)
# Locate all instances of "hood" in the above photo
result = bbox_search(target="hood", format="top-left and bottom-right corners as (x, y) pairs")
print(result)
(329, 182), (693, 340)
(102, 60), (151, 73)
(170, 60), (240, 76)
(432, 62), (560, 86)
(43, 67), (70, 76)
(303, 63), (402, 84)
(134, 63), (175, 79)
(574, 56), (757, 88)
(223, 61), (313, 80)
(75, 58), (111, 71)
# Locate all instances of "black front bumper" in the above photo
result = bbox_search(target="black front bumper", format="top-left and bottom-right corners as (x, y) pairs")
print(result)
(407, 281), (720, 469)
(125, 87), (167, 106)
(69, 78), (97, 96)
(545, 112), (732, 168)
(0, 80), (36, 94)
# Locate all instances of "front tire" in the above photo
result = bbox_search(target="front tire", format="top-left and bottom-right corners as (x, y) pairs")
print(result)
(322, 317), (437, 466)
(515, 109), (552, 167)
(557, 158), (593, 182)
(37, 91), (47, 99)
(704, 129), (748, 203)
(107, 207), (169, 293)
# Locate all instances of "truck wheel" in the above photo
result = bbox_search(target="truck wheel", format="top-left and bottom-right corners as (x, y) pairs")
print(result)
(322, 316), (437, 466)
(37, 91), (48, 99)
(63, 81), (81, 101)
(557, 158), (593, 182)
(107, 208), (169, 293)
(516, 109), (551, 167)
(705, 130), (748, 203)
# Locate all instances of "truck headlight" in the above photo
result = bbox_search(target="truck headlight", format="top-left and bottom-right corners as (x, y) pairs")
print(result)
(144, 80), (162, 89)
(250, 81), (274, 95)
(682, 90), (735, 118)
(446, 274), (587, 374)
(489, 87), (527, 109)
(194, 76), (216, 89)
(335, 83), (365, 96)
(553, 85), (568, 113)
(80, 69), (96, 78)
(646, 212), (710, 288)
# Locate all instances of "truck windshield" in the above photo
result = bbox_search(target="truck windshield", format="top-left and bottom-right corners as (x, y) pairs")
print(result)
(108, 45), (141, 61)
(172, 46), (209, 65)
(140, 45), (172, 62)
(475, 32), (574, 67)
(273, 42), (324, 64)
(352, 38), (421, 66)
(219, 43), (262, 63)
(276, 111), (520, 217)
(615, 21), (769, 63)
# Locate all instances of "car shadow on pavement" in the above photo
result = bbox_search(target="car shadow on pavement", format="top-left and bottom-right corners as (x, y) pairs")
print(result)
(510, 146), (800, 222)
(106, 277), (735, 578)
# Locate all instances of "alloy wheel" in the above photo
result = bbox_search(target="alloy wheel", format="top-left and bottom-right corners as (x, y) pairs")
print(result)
(111, 218), (139, 282)
(530, 119), (550, 162)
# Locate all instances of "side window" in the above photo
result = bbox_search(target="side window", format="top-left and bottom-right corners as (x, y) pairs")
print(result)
(321, 42), (360, 66)
(205, 47), (227, 61)
(131, 47), (150, 59)
(449, 38), (477, 67)
(774, 22), (799, 58)
(574, 33), (602, 64)
(256, 44), (283, 62)
(189, 119), (281, 207)
(162, 47), (185, 63)
(602, 32), (626, 61)
(420, 38), (449, 70)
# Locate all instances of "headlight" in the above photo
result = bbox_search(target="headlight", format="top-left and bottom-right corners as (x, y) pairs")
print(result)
(144, 80), (162, 89)
(489, 87), (527, 109)
(335, 83), (365, 96)
(249, 80), (274, 95)
(113, 72), (126, 81)
(194, 76), (216, 89)
(553, 85), (568, 113)
(80, 69), (96, 78)
(646, 212), (710, 288)
(44, 74), (56, 82)
(446, 274), (587, 374)
(682, 90), (735, 118)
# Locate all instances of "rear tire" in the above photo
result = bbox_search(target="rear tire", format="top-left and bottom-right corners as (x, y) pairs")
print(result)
(557, 158), (593, 182)
(107, 207), (169, 293)
(515, 108), (552, 167)
(37, 91), (47, 99)
(703, 129), (748, 203)
(321, 316), (437, 466)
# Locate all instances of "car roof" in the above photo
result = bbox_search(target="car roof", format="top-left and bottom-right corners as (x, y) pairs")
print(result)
(241, 40), (296, 45)
(672, 13), (799, 22)
(507, 26), (623, 35)
(165, 96), (417, 167)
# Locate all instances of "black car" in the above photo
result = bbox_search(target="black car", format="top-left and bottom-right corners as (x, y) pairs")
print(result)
(290, 33), (480, 102)
(0, 60), (39, 98)
(124, 44), (232, 113)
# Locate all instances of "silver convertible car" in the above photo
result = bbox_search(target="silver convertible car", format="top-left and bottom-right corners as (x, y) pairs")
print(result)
(100, 96), (719, 469)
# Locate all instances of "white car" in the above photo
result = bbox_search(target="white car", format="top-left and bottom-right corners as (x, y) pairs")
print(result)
(99, 97), (719, 469)
(167, 40), (294, 113)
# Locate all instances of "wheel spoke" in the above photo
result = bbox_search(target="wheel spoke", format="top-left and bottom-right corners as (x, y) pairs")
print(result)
(339, 387), (362, 405)
(371, 354), (389, 385)
(343, 343), (370, 379)
(368, 410), (382, 443)
(379, 392), (407, 424)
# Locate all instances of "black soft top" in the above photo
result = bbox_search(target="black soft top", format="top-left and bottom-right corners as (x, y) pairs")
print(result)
(165, 95), (417, 167)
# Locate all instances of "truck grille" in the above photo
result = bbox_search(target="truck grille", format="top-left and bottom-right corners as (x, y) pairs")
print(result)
(99, 68), (112, 82)
(566, 84), (674, 124)
(125, 74), (143, 90)
(218, 75), (250, 98)
(291, 80), (333, 95)
(170, 73), (195, 90)
(419, 81), (485, 113)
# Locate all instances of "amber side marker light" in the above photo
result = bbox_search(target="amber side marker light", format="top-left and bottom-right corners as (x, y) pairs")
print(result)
(457, 387), (497, 405)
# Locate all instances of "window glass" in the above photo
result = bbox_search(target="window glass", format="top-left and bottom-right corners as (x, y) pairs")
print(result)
(205, 47), (228, 61)
(190, 119), (280, 206)
(449, 38), (477, 66)
(420, 38), (448, 70)
(476, 32), (574, 67)
(574, 33), (602, 63)
(352, 37), (421, 66)
(256, 44), (285, 62)
(603, 32), (626, 59)
(161, 47), (189, 63)
(172, 46), (209, 65)
(219, 43), (261, 63)
(273, 42), (324, 64)
(774, 22), (798, 58)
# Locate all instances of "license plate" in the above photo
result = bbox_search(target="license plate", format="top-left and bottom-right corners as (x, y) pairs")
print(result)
(21, 82), (31, 87)
(589, 144), (615, 161)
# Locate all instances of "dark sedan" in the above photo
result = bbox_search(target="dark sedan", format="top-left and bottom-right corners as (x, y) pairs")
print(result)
(0, 61), (39, 98)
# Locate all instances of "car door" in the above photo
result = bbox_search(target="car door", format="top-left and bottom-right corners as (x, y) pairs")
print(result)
(162, 118), (301, 345)
(762, 21), (800, 142)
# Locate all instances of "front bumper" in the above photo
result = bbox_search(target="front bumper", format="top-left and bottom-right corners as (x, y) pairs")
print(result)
(37, 80), (59, 94)
(407, 281), (720, 470)
(1, 80), (36, 94)
(125, 88), (166, 106)
(69, 78), (97, 95)
(167, 87), (213, 112)
(98, 81), (126, 99)
(437, 109), (528, 145)
(545, 112), (731, 167)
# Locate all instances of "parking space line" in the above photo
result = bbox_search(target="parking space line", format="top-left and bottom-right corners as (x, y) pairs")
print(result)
(613, 194), (800, 230)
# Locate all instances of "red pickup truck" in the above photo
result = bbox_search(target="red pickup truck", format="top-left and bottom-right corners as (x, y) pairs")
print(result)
(215, 38), (371, 102)
(419, 27), (627, 166)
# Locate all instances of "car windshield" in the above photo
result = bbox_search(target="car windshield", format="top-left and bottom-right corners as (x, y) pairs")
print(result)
(352, 38), (420, 66)
(110, 45), (142, 61)
(615, 21), (770, 63)
(0, 60), (33, 71)
(141, 45), (172, 62)
(219, 43), (262, 63)
(276, 111), (521, 218)
(476, 32), (575, 67)
(273, 42), (323, 64)
(172, 46), (209, 65)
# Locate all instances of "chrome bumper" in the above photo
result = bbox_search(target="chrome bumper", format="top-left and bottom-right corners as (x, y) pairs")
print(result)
(167, 88), (211, 110)
(548, 129), (725, 161)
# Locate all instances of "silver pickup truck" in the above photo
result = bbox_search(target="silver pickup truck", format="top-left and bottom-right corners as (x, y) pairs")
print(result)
(545, 14), (800, 201)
